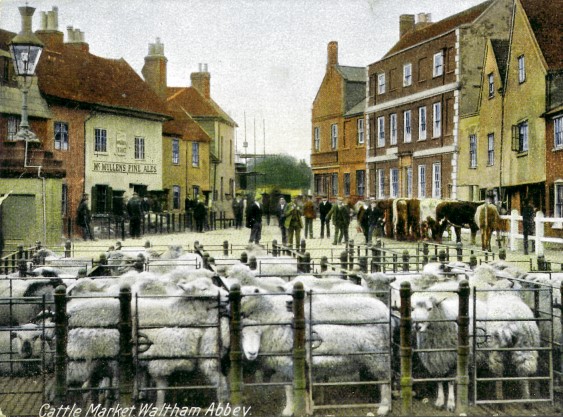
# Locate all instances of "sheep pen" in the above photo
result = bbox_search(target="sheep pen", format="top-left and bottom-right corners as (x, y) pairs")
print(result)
(0, 239), (561, 417)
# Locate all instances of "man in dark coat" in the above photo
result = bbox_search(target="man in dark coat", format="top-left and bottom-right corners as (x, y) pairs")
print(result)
(76, 193), (95, 240)
(318, 196), (332, 239)
(246, 197), (263, 245)
(277, 197), (288, 244)
(194, 198), (207, 233)
(232, 194), (244, 229)
(367, 198), (385, 243)
(522, 197), (535, 255)
(327, 197), (350, 245)
(127, 192), (143, 238)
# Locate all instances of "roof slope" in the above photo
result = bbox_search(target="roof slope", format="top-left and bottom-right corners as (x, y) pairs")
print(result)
(520, 0), (562, 70)
(491, 39), (510, 85)
(163, 108), (211, 142)
(32, 41), (170, 118)
(167, 86), (237, 127)
(335, 65), (366, 113)
(384, 1), (493, 57)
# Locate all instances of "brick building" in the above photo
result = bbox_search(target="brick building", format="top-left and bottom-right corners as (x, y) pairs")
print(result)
(311, 41), (366, 203)
(365, 0), (514, 200)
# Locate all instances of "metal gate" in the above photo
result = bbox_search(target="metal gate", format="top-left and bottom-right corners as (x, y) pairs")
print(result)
(305, 288), (393, 414)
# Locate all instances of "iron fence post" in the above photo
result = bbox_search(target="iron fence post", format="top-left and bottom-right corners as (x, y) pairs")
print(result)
(54, 285), (67, 406)
(223, 240), (229, 256)
(399, 281), (412, 416)
(229, 284), (242, 405)
(457, 280), (470, 414)
(119, 285), (133, 406)
(292, 282), (307, 416)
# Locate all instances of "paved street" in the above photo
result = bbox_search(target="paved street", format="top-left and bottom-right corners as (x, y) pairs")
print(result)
(70, 218), (563, 273)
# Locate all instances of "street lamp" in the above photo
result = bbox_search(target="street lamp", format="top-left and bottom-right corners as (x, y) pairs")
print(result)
(9, 6), (43, 143)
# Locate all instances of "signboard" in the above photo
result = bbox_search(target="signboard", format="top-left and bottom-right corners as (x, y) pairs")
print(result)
(93, 161), (157, 174)
(116, 131), (127, 156)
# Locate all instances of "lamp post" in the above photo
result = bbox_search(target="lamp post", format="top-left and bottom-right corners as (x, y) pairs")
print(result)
(9, 6), (43, 143)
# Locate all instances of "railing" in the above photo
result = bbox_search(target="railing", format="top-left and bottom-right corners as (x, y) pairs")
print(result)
(500, 210), (563, 256)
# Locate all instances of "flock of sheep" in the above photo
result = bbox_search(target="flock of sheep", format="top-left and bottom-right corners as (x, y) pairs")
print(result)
(0, 243), (561, 416)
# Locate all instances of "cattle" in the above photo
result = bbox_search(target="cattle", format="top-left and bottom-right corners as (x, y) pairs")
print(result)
(419, 198), (442, 239)
(474, 202), (501, 251)
(429, 200), (481, 244)
(392, 198), (408, 240)
(378, 199), (394, 238)
(393, 198), (422, 241)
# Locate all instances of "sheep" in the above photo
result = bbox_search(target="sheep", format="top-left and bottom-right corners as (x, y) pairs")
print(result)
(240, 285), (392, 416)
(135, 277), (230, 408)
(0, 278), (62, 325)
(0, 321), (55, 376)
(224, 263), (288, 292)
(411, 279), (540, 412)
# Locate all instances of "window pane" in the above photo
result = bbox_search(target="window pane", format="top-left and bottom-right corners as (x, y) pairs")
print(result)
(554, 117), (562, 148)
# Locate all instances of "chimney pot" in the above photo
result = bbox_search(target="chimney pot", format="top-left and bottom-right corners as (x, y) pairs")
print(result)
(40, 12), (47, 30)
(67, 25), (74, 42)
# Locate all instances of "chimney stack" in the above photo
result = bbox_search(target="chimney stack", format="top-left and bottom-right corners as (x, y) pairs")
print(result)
(35, 6), (63, 51)
(327, 41), (338, 68)
(65, 25), (89, 53)
(399, 14), (415, 37)
(191, 63), (211, 99)
(142, 37), (168, 99)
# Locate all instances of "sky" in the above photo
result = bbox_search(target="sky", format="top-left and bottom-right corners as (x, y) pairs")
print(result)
(0, 0), (485, 162)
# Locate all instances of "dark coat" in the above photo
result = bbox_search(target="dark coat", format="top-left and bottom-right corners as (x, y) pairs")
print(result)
(522, 204), (535, 233)
(319, 200), (332, 220)
(127, 196), (143, 219)
(76, 199), (91, 226)
(246, 202), (263, 228)
(194, 201), (207, 219)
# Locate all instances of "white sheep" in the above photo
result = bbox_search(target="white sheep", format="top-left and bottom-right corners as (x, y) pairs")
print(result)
(135, 277), (230, 408)
(0, 321), (54, 376)
(240, 285), (392, 416)
(0, 278), (62, 325)
(411, 279), (540, 412)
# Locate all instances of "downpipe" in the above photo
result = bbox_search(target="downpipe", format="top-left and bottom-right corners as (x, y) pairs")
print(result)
(24, 139), (47, 244)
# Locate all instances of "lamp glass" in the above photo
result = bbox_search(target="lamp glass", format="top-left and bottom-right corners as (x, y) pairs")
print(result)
(9, 43), (42, 76)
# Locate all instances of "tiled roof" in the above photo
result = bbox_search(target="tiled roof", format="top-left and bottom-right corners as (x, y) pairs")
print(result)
(384, 1), (493, 57)
(167, 86), (238, 127)
(336, 65), (366, 83)
(490, 39), (509, 86)
(26, 37), (171, 118)
(163, 108), (211, 142)
(520, 0), (562, 70)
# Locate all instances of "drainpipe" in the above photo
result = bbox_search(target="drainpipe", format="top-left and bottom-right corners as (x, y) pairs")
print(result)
(24, 139), (46, 244)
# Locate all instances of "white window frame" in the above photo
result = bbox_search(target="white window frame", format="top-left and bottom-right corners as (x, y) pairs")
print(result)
(404, 110), (411, 143)
(432, 163), (441, 198)
(488, 73), (495, 98)
(487, 133), (495, 166)
(390, 168), (399, 198)
(469, 134), (477, 168)
(331, 172), (338, 196)
(403, 63), (412, 86)
(7, 116), (19, 141)
(192, 142), (200, 167)
(406, 166), (413, 198)
(54, 121), (69, 151)
(433, 52), (443, 77)
(433, 102), (441, 138)
(172, 138), (180, 164)
(134, 137), (145, 160)
(378, 73), (386, 94)
(377, 116), (385, 147)
(518, 55), (526, 83)
(418, 106), (427, 140)
(377, 169), (385, 199)
(356, 170), (365, 196)
(94, 128), (107, 153)
(343, 173), (351, 197)
(555, 182), (563, 218)
(314, 126), (320, 150)
(357, 118), (365, 145)
(519, 121), (529, 152)
(554, 116), (563, 149)
(418, 165), (426, 198)
(331, 124), (338, 149)
(390, 113), (397, 145)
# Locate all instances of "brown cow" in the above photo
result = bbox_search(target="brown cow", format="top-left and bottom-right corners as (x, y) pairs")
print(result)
(392, 198), (408, 240)
(430, 200), (480, 244)
(474, 203), (501, 251)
